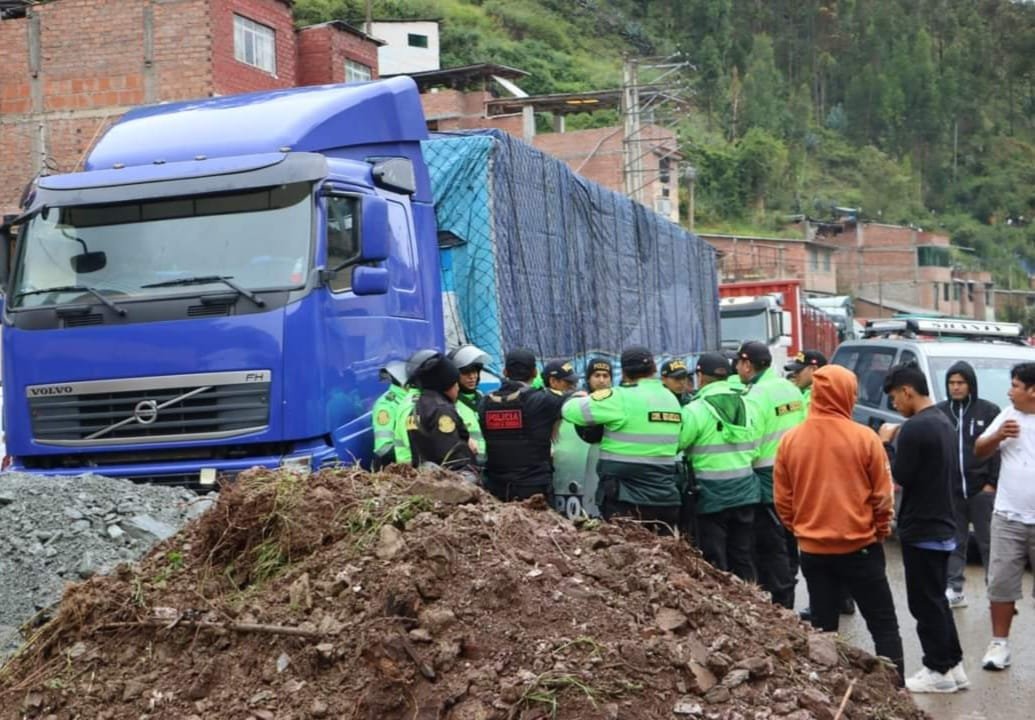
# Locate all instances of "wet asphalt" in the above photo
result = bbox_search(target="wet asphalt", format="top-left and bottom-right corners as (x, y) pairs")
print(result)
(793, 540), (1034, 720)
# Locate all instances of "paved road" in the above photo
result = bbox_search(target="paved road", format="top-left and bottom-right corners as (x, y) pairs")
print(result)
(793, 541), (1034, 720)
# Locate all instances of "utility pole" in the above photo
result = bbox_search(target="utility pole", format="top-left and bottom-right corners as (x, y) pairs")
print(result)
(365, 0), (373, 35)
(621, 58), (642, 204)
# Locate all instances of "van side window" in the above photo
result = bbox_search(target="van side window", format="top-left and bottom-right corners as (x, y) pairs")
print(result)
(856, 348), (897, 408)
(326, 196), (359, 292)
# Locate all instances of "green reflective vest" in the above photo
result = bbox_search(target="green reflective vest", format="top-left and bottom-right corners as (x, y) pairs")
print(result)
(455, 399), (485, 463)
(745, 367), (805, 503)
(371, 385), (408, 455)
(679, 381), (758, 514)
(561, 378), (682, 507)
(393, 389), (420, 464)
(801, 386), (813, 412)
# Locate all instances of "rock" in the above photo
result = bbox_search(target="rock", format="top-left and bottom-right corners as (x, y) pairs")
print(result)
(120, 514), (177, 542)
(722, 668), (750, 688)
(688, 660), (718, 692)
(673, 698), (704, 715)
(655, 607), (688, 632)
(77, 552), (97, 579)
(22, 691), (43, 710)
(418, 606), (457, 634)
(798, 687), (834, 720)
(106, 525), (125, 541)
(0, 492), (15, 507)
(310, 699), (329, 718)
(410, 478), (478, 505)
(276, 652), (291, 673)
(409, 628), (433, 643)
(449, 699), (491, 720)
(289, 573), (312, 610)
(70, 519), (91, 534)
(807, 634), (839, 667)
(704, 685), (731, 704)
(67, 641), (88, 659)
(122, 679), (147, 701)
(63, 507), (85, 521)
(252, 711), (275, 720)
(734, 655), (774, 678)
(187, 675), (211, 701)
(376, 524), (406, 560)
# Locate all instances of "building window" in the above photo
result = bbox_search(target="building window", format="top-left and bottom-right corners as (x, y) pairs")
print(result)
(823, 250), (831, 271)
(234, 15), (276, 74)
(345, 59), (372, 83)
(917, 245), (950, 267)
(407, 33), (429, 48)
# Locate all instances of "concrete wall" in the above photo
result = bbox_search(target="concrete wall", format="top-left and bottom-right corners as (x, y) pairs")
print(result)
(371, 20), (439, 75)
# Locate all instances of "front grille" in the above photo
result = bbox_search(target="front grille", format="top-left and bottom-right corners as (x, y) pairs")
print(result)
(27, 371), (272, 446)
(188, 303), (232, 317)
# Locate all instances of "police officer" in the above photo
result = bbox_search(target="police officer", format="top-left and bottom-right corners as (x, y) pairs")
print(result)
(371, 360), (408, 470)
(679, 353), (757, 581)
(784, 349), (828, 411)
(660, 359), (693, 405)
(736, 341), (805, 608)
(544, 360), (579, 394)
(479, 349), (568, 501)
(552, 358), (609, 518)
(585, 357), (613, 392)
(449, 345), (491, 414)
(406, 352), (477, 476)
(393, 349), (437, 466)
(561, 346), (683, 534)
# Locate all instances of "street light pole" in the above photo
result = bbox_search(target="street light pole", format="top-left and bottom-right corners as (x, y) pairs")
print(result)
(684, 164), (697, 233)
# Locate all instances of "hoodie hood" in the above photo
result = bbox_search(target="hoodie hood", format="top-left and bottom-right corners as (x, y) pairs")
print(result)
(944, 360), (978, 402)
(809, 365), (856, 419)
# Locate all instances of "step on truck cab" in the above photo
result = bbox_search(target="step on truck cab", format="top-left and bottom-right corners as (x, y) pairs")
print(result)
(0, 78), (444, 485)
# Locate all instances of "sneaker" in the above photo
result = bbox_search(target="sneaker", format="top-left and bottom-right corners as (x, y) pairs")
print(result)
(905, 666), (958, 693)
(945, 588), (968, 609)
(950, 662), (970, 690)
(981, 640), (1011, 671)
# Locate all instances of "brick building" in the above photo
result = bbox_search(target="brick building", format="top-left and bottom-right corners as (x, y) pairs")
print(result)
(699, 232), (838, 295)
(815, 220), (994, 319)
(0, 0), (382, 215)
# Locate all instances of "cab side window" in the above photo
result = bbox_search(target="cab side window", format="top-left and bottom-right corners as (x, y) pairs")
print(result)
(856, 348), (897, 408)
(326, 196), (359, 293)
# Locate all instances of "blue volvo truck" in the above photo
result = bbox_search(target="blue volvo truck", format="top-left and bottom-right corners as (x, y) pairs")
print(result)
(0, 77), (718, 484)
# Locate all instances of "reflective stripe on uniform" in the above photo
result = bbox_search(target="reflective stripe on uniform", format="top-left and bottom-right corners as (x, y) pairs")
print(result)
(693, 440), (758, 454)
(753, 458), (775, 469)
(374, 430), (395, 441)
(695, 467), (754, 481)
(599, 451), (677, 466)
(577, 398), (595, 424)
(607, 431), (680, 444)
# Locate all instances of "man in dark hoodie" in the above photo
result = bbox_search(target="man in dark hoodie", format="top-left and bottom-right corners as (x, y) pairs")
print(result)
(936, 361), (1001, 609)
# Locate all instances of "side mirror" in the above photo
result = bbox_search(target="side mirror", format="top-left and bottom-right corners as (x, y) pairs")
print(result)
(352, 266), (389, 296)
(359, 195), (389, 263)
(70, 251), (107, 274)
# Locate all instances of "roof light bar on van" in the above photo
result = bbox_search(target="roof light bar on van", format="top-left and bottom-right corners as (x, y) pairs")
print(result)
(909, 319), (1023, 338)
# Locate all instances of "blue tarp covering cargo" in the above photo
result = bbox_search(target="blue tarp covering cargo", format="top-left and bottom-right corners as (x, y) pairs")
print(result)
(423, 129), (720, 369)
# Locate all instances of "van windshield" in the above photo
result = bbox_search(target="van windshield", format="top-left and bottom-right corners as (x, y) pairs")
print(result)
(928, 355), (1035, 409)
(12, 182), (313, 309)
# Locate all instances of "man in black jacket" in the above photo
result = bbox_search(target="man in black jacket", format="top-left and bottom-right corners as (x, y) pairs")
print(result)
(479, 349), (568, 501)
(880, 363), (965, 694)
(406, 352), (477, 478)
(936, 361), (1001, 609)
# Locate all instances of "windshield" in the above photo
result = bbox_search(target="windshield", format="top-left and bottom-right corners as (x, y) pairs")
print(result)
(928, 354), (1035, 407)
(721, 309), (770, 345)
(12, 182), (313, 309)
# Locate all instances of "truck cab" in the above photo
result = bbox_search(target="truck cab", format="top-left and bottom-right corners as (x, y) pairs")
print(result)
(719, 295), (787, 364)
(1, 78), (444, 485)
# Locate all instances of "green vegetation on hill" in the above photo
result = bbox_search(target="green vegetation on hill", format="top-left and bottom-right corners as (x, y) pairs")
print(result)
(296, 1), (1035, 289)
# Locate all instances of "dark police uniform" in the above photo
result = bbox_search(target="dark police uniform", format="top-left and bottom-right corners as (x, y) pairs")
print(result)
(407, 391), (476, 473)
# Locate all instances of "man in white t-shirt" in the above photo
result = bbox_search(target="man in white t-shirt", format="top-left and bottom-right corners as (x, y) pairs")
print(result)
(974, 362), (1035, 671)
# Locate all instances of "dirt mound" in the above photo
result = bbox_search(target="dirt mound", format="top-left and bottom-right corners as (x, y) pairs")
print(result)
(0, 467), (928, 720)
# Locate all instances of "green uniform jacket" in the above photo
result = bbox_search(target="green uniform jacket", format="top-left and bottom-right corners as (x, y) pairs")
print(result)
(454, 399), (485, 463)
(801, 386), (812, 412)
(393, 389), (420, 464)
(745, 367), (805, 503)
(372, 385), (408, 456)
(561, 379), (682, 507)
(458, 389), (482, 415)
(679, 381), (758, 515)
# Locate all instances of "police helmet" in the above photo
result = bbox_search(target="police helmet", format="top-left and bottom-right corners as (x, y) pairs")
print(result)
(448, 344), (491, 372)
(405, 349), (441, 384)
(378, 360), (408, 387)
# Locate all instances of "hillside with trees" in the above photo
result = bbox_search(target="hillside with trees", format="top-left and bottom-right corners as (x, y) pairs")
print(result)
(296, 0), (1035, 289)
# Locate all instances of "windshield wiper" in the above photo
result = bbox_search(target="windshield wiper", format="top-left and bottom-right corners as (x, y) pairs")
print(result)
(140, 275), (266, 308)
(16, 285), (127, 316)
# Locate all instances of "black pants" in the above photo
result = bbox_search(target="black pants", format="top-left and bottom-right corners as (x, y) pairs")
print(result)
(698, 505), (756, 582)
(601, 498), (681, 536)
(901, 543), (963, 674)
(753, 503), (795, 608)
(486, 478), (551, 503)
(948, 490), (994, 591)
(800, 543), (904, 683)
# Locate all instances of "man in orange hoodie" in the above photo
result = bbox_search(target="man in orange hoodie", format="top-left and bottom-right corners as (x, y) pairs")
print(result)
(774, 365), (904, 684)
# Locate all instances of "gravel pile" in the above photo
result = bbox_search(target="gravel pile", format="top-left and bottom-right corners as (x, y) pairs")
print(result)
(0, 473), (212, 658)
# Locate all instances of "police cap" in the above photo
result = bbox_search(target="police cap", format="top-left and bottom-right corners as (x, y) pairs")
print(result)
(736, 341), (772, 368)
(504, 348), (537, 378)
(621, 346), (654, 374)
(544, 360), (578, 383)
(411, 353), (460, 393)
(784, 349), (828, 373)
(660, 359), (689, 378)
(696, 352), (731, 378)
